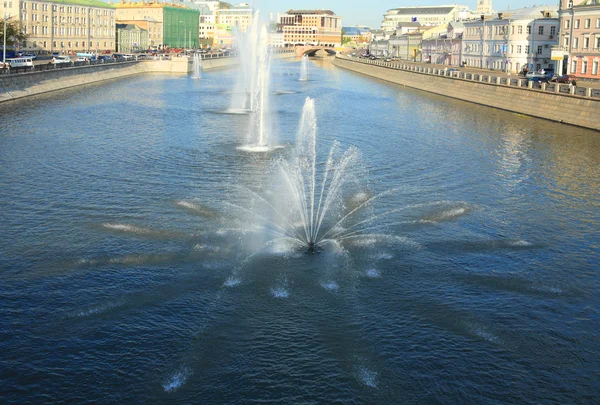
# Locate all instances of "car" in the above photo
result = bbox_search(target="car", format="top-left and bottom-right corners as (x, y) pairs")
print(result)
(97, 55), (114, 62)
(554, 74), (577, 85)
(53, 56), (72, 64)
(20, 53), (37, 60)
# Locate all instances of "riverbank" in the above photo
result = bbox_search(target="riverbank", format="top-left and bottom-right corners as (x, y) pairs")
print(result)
(0, 50), (296, 103)
(333, 55), (599, 131)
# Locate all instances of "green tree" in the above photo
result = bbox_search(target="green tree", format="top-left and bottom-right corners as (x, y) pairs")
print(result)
(1, 18), (27, 48)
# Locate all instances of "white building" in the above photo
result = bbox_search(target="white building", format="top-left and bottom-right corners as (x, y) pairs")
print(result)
(462, 6), (559, 73)
(381, 5), (471, 32)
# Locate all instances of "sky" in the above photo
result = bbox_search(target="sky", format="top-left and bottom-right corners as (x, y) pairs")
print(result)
(249, 0), (557, 28)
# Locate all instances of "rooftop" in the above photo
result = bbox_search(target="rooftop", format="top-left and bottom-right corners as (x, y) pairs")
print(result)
(386, 6), (457, 15)
(285, 9), (336, 16)
(51, 0), (115, 8)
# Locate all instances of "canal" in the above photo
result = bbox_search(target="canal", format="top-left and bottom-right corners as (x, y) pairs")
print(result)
(0, 57), (599, 403)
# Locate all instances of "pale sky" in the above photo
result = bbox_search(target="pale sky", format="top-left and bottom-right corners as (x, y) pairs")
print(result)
(248, 0), (557, 28)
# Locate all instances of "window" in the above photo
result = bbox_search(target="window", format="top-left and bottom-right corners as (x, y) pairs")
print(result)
(584, 37), (590, 48)
(582, 60), (587, 74)
(551, 26), (556, 35)
(517, 45), (522, 53)
(527, 25), (531, 34)
(565, 20), (570, 29)
(564, 37), (570, 47)
(574, 37), (579, 49)
(525, 45), (530, 54)
(571, 59), (577, 73)
(585, 19), (590, 29)
(596, 37), (600, 48)
(575, 19), (580, 29)
(593, 60), (598, 75)
(597, 18), (600, 28)
(537, 45), (543, 54)
(518, 25), (523, 34)
(538, 26), (544, 35)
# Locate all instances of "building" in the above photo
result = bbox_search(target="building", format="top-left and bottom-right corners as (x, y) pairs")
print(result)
(381, 5), (471, 32)
(216, 2), (251, 33)
(342, 25), (371, 46)
(421, 24), (453, 64)
(114, 2), (199, 50)
(1, 0), (116, 54)
(558, 0), (600, 78)
(477, 0), (493, 15)
(116, 23), (148, 52)
(277, 9), (342, 47)
(183, 0), (219, 46)
(462, 6), (559, 73)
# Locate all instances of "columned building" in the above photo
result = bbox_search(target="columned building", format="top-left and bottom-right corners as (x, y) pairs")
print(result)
(1, 0), (115, 54)
(278, 9), (343, 47)
(558, 0), (600, 78)
(116, 23), (148, 52)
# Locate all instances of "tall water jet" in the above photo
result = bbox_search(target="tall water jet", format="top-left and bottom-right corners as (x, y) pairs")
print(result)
(299, 55), (309, 81)
(229, 12), (260, 113)
(237, 24), (281, 152)
(192, 53), (202, 79)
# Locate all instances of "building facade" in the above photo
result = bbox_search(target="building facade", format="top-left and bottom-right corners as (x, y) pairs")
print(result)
(342, 25), (371, 46)
(278, 9), (342, 47)
(116, 23), (148, 52)
(381, 5), (470, 32)
(558, 0), (600, 78)
(1, 0), (115, 54)
(462, 6), (559, 73)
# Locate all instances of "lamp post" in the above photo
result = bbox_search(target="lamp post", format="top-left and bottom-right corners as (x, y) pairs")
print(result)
(3, 13), (13, 63)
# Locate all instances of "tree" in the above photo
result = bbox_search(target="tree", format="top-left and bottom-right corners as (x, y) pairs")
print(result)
(1, 18), (27, 48)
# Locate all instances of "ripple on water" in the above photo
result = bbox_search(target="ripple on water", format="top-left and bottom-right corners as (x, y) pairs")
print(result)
(163, 367), (192, 393)
(365, 268), (381, 278)
(271, 287), (289, 299)
(224, 277), (241, 287)
(357, 366), (378, 388)
(320, 281), (340, 292)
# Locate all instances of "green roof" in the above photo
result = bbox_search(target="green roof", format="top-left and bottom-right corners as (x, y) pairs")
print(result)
(43, 0), (115, 9)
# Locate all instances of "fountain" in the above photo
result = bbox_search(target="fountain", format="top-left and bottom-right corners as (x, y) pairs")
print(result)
(232, 97), (384, 252)
(192, 53), (202, 79)
(299, 55), (309, 81)
(236, 20), (281, 152)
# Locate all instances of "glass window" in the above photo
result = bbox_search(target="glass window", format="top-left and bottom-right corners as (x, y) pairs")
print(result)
(575, 19), (580, 29)
(538, 26), (544, 35)
(592, 60), (598, 75)
(582, 60), (587, 74)
(585, 19), (590, 29)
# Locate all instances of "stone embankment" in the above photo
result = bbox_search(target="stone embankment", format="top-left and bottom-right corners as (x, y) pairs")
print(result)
(333, 55), (599, 131)
(0, 50), (296, 103)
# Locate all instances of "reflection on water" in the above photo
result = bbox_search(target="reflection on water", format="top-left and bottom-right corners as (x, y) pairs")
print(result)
(0, 57), (598, 404)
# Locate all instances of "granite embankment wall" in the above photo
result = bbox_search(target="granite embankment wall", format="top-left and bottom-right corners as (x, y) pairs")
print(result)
(333, 56), (599, 131)
(0, 51), (296, 103)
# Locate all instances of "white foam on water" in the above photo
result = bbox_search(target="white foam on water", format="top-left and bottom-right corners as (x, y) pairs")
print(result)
(370, 253), (393, 260)
(357, 366), (378, 388)
(320, 281), (339, 292)
(509, 239), (532, 247)
(237, 145), (285, 153)
(271, 287), (289, 299)
(350, 192), (370, 205)
(470, 324), (500, 344)
(531, 284), (563, 294)
(75, 299), (124, 317)
(163, 367), (192, 393)
(365, 268), (381, 278)
(175, 200), (198, 210)
(224, 277), (241, 287)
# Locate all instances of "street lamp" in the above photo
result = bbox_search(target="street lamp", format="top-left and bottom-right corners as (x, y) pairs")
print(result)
(3, 13), (14, 63)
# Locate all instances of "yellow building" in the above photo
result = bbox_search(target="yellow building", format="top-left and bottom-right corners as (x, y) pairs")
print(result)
(278, 9), (342, 47)
(1, 0), (115, 54)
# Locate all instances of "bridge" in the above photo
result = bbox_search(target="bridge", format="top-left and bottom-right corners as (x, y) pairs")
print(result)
(293, 46), (337, 57)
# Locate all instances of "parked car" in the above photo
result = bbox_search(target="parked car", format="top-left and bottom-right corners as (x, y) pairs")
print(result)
(53, 56), (72, 64)
(554, 74), (577, 85)
(21, 53), (37, 60)
(97, 55), (114, 62)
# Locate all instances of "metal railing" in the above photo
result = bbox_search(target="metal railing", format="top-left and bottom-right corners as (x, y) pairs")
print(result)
(340, 54), (600, 100)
